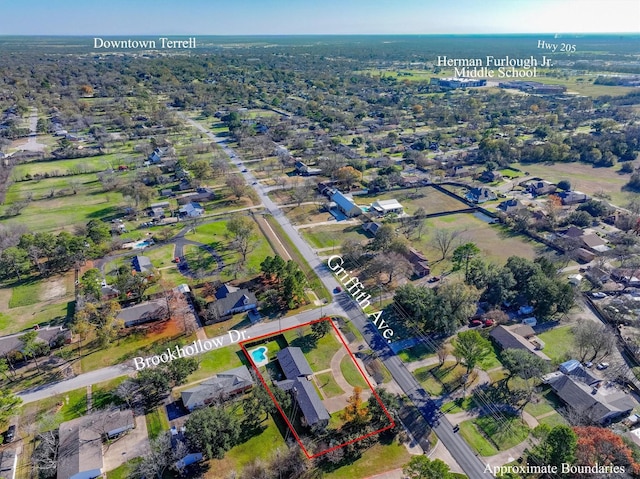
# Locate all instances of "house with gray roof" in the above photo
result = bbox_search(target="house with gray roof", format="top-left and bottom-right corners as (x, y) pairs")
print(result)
(544, 372), (636, 425)
(57, 409), (134, 479)
(0, 326), (71, 359)
(117, 299), (168, 327)
(0, 449), (17, 479)
(181, 366), (254, 411)
(275, 347), (329, 428)
(466, 187), (497, 204)
(211, 287), (257, 318)
(132, 255), (154, 275)
(489, 325), (550, 362)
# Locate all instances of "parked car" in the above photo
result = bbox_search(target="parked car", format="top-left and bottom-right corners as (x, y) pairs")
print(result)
(584, 362), (593, 368)
(428, 276), (440, 283)
(591, 292), (607, 299)
(242, 168), (248, 173)
(334, 286), (342, 293)
(483, 319), (495, 327)
(469, 319), (483, 327)
(4, 425), (15, 443)
(596, 362), (610, 370)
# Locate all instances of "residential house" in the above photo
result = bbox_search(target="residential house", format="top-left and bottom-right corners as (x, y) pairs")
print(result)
(57, 410), (135, 479)
(175, 453), (204, 472)
(160, 188), (176, 198)
(117, 299), (168, 327)
(466, 187), (497, 204)
(559, 190), (589, 205)
(294, 160), (321, 176)
(497, 198), (524, 215)
(575, 248), (596, 263)
(586, 267), (610, 284)
(562, 226), (585, 239)
(0, 449), (17, 479)
(489, 325), (551, 362)
(179, 202), (204, 218)
(275, 347), (329, 428)
(330, 190), (362, 217)
(177, 188), (215, 205)
(132, 255), (154, 275)
(402, 248), (431, 278)
(100, 285), (120, 300)
(544, 369), (636, 425)
(480, 170), (503, 182)
(362, 222), (382, 236)
(581, 234), (609, 254)
(371, 199), (404, 216)
(211, 285), (257, 318)
(526, 180), (557, 196)
(0, 326), (71, 359)
(181, 366), (254, 411)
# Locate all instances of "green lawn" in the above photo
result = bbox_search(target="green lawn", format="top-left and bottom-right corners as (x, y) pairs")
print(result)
(475, 414), (530, 451)
(397, 343), (436, 363)
(478, 344), (502, 371)
(538, 412), (568, 427)
(106, 458), (143, 479)
(316, 372), (344, 398)
(340, 355), (369, 390)
(537, 325), (575, 363)
(206, 414), (287, 473)
(323, 441), (412, 479)
(441, 397), (475, 414)
(92, 377), (127, 410)
(8, 281), (42, 308)
(285, 329), (341, 372)
(459, 419), (499, 456)
(524, 398), (555, 417)
(302, 224), (369, 249)
(186, 344), (247, 383)
(145, 407), (169, 440)
(413, 361), (468, 396)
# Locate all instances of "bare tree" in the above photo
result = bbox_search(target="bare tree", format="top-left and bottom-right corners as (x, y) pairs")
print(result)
(432, 229), (462, 260)
(226, 174), (247, 200)
(572, 321), (617, 363)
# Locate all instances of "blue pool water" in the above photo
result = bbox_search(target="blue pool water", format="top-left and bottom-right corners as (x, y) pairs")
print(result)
(134, 240), (153, 249)
(250, 346), (268, 364)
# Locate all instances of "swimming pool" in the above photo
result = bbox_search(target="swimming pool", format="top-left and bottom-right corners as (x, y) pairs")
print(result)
(133, 240), (154, 249)
(249, 346), (268, 367)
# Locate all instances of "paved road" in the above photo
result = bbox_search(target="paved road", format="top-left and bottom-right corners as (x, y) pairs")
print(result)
(181, 115), (491, 478)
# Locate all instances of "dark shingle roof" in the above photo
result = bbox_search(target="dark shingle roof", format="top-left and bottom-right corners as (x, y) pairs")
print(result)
(278, 347), (313, 379)
(214, 290), (257, 316)
(181, 366), (254, 410)
(276, 378), (330, 426)
(132, 255), (153, 273)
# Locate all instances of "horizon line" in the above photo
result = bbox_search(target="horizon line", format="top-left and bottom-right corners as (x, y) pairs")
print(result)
(0, 32), (638, 37)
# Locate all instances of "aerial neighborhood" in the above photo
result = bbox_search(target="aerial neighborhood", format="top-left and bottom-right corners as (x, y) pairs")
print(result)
(1, 21), (640, 479)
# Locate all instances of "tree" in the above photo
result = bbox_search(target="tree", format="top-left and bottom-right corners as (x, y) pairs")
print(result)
(501, 348), (549, 383)
(557, 179), (572, 191)
(452, 330), (491, 373)
(86, 220), (111, 244)
(452, 242), (481, 281)
(311, 320), (331, 338)
(20, 330), (43, 372)
(0, 358), (16, 381)
(136, 368), (171, 409)
(260, 254), (286, 280)
(529, 425), (577, 472)
(79, 268), (102, 300)
(0, 389), (21, 428)
(0, 247), (30, 281)
(432, 229), (461, 260)
(403, 456), (452, 479)
(367, 252), (412, 284)
(334, 166), (360, 189)
(226, 174), (247, 200)
(135, 432), (186, 479)
(226, 216), (257, 263)
(290, 185), (310, 206)
(370, 224), (396, 252)
(572, 321), (617, 363)
(185, 406), (241, 459)
(166, 357), (199, 386)
(341, 387), (369, 426)
(574, 426), (640, 475)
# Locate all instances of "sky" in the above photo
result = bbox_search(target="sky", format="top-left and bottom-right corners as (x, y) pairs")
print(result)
(0, 0), (638, 35)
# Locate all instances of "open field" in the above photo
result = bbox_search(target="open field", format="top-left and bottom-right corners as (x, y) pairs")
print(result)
(513, 161), (634, 206)
(0, 273), (74, 334)
(532, 75), (639, 98)
(358, 186), (469, 216)
(323, 440), (412, 479)
(11, 152), (134, 178)
(302, 223), (369, 249)
(281, 203), (331, 225)
(537, 325), (574, 364)
(415, 213), (549, 270)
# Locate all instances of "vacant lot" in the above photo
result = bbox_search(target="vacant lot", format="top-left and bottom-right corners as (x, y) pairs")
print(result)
(415, 213), (548, 271)
(302, 223), (369, 249)
(359, 186), (468, 216)
(513, 161), (633, 206)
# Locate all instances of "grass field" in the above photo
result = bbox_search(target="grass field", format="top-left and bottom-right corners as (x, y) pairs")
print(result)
(8, 281), (42, 308)
(186, 344), (246, 383)
(302, 224), (369, 249)
(316, 372), (345, 398)
(323, 440), (412, 479)
(413, 361), (471, 396)
(284, 328), (341, 372)
(11, 153), (127, 178)
(415, 213), (548, 271)
(537, 325), (575, 363)
(145, 407), (170, 440)
(513, 161), (633, 206)
(340, 355), (369, 390)
(359, 186), (468, 216)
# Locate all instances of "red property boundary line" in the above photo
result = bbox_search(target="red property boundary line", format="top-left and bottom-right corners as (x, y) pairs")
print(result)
(239, 316), (395, 459)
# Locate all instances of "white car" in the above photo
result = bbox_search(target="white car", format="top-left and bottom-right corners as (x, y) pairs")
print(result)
(591, 292), (607, 299)
(596, 362), (610, 370)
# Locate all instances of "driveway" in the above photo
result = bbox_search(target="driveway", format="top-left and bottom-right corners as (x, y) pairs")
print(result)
(102, 412), (150, 472)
